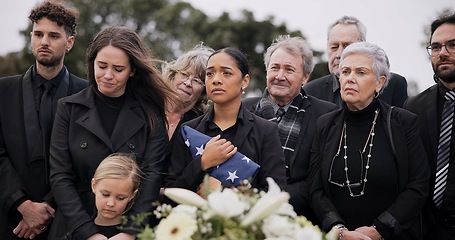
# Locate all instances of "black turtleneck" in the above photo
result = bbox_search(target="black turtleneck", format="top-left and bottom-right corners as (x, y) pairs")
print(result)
(95, 92), (126, 137)
(329, 99), (397, 230)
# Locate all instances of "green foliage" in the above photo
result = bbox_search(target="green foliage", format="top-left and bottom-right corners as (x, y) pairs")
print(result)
(0, 0), (323, 92)
(309, 62), (330, 81)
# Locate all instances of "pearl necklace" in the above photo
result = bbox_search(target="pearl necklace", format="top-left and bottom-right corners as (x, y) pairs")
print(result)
(328, 108), (380, 197)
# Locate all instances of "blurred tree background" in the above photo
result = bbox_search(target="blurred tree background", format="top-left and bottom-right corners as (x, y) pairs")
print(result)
(0, 0), (329, 94)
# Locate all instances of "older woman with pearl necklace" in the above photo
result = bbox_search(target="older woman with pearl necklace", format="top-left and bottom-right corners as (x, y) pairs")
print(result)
(308, 42), (430, 240)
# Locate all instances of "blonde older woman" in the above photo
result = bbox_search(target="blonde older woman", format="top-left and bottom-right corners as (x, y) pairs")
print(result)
(308, 42), (430, 240)
(162, 44), (213, 139)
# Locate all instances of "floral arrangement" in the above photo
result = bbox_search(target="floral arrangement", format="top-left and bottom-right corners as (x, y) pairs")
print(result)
(134, 177), (338, 240)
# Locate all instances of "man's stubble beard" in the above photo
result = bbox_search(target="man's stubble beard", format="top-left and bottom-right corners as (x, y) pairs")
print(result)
(433, 63), (455, 83)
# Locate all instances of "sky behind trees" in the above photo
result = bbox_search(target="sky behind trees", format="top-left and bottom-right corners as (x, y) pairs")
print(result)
(1, 0), (453, 92)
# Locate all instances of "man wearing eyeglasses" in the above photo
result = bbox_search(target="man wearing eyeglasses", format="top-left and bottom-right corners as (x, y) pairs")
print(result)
(404, 13), (455, 240)
(304, 16), (408, 108)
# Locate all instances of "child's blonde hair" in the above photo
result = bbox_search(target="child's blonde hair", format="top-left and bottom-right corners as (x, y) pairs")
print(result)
(93, 153), (142, 212)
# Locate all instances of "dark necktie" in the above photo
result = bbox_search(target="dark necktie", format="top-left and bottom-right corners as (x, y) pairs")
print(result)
(40, 81), (54, 130)
(434, 90), (455, 208)
(276, 107), (285, 123)
(40, 81), (54, 160)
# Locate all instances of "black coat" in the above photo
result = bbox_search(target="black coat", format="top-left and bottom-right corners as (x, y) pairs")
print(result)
(165, 104), (287, 192)
(404, 84), (450, 237)
(48, 87), (167, 239)
(0, 66), (87, 240)
(309, 100), (430, 238)
(243, 94), (337, 223)
(304, 73), (408, 107)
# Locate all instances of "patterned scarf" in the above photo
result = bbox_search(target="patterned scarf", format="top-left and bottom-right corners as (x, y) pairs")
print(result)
(255, 88), (307, 163)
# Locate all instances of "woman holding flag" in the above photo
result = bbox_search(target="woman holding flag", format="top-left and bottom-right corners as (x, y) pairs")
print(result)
(165, 48), (286, 197)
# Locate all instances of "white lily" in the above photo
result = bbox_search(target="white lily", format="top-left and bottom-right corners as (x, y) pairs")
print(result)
(164, 188), (207, 208)
(276, 203), (297, 218)
(208, 188), (248, 218)
(241, 177), (289, 226)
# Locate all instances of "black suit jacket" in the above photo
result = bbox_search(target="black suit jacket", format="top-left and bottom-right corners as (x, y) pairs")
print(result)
(304, 73), (408, 107)
(165, 104), (287, 192)
(243, 93), (337, 224)
(0, 66), (87, 240)
(404, 84), (443, 236)
(48, 87), (168, 239)
(309, 100), (430, 238)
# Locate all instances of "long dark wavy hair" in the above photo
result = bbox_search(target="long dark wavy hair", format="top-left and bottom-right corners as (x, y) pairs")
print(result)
(86, 26), (180, 131)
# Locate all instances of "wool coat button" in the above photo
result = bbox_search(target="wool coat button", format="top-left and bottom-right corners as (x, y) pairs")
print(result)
(128, 143), (135, 150)
(80, 142), (87, 149)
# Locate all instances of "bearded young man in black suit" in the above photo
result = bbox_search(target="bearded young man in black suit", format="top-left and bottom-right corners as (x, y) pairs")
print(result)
(243, 35), (337, 226)
(404, 13), (455, 240)
(304, 16), (408, 108)
(0, 1), (87, 239)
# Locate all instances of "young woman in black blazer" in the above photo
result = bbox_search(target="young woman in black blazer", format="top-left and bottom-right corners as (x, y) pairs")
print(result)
(165, 48), (286, 197)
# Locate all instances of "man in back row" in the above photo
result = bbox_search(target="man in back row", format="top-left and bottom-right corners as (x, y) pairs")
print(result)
(0, 1), (87, 239)
(404, 13), (455, 239)
(304, 16), (408, 107)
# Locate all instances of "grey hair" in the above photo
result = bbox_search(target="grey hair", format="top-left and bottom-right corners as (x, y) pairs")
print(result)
(264, 35), (314, 75)
(162, 43), (214, 114)
(340, 42), (390, 92)
(327, 16), (367, 42)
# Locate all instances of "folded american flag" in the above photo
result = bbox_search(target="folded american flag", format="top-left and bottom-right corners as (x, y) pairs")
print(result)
(181, 126), (260, 186)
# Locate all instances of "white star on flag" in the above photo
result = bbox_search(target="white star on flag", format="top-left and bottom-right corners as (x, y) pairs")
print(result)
(242, 156), (251, 163)
(226, 170), (239, 183)
(181, 126), (260, 186)
(195, 144), (204, 156)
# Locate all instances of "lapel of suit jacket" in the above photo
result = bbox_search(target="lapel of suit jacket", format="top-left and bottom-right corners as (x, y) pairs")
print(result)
(110, 95), (146, 151)
(321, 110), (345, 188)
(22, 66), (41, 160)
(193, 106), (253, 152)
(426, 86), (439, 163)
(75, 89), (115, 151)
(288, 95), (311, 168)
(232, 105), (253, 150)
(53, 67), (70, 115)
(329, 74), (339, 104)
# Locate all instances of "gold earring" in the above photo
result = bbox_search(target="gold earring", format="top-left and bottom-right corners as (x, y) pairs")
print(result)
(242, 88), (245, 94)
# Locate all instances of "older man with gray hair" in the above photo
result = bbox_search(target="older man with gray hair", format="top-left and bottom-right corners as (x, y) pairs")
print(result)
(304, 16), (408, 107)
(243, 35), (337, 226)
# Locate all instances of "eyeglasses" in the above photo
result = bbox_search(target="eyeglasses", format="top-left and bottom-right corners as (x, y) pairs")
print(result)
(177, 71), (205, 87)
(426, 40), (455, 56)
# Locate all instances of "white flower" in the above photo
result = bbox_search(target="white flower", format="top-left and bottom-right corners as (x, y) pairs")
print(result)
(155, 212), (197, 240)
(241, 178), (290, 226)
(147, 177), (327, 240)
(262, 215), (296, 238)
(275, 203), (297, 218)
(207, 188), (248, 218)
(171, 205), (198, 218)
(164, 188), (207, 208)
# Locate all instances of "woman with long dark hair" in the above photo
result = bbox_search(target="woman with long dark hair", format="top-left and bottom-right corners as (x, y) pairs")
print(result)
(49, 26), (179, 240)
